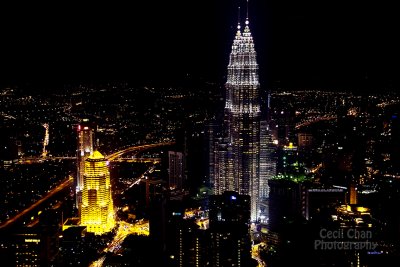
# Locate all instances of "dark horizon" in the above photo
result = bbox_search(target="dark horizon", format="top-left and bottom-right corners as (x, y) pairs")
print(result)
(0, 0), (399, 91)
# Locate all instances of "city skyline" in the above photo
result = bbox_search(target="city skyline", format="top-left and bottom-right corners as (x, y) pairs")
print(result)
(1, 0), (399, 91)
(1, 1), (400, 265)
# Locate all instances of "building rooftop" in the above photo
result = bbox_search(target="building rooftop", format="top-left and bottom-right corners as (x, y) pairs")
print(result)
(88, 151), (104, 160)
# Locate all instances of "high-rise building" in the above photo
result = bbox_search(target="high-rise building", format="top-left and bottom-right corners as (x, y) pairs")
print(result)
(259, 120), (276, 201)
(213, 138), (234, 195)
(268, 177), (304, 233)
(76, 119), (94, 209)
(215, 9), (261, 221)
(206, 120), (221, 188)
(0, 209), (62, 266)
(209, 191), (253, 267)
(298, 132), (314, 148)
(271, 108), (296, 147)
(14, 230), (41, 267)
(80, 151), (115, 235)
(168, 151), (184, 190)
(174, 219), (209, 267)
(277, 142), (300, 175)
(259, 121), (277, 221)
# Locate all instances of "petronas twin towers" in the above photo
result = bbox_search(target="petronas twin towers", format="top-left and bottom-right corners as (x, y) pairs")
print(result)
(213, 8), (262, 222)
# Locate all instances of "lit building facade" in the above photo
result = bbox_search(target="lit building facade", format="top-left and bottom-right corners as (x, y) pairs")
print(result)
(260, 120), (276, 201)
(14, 232), (41, 267)
(80, 151), (115, 235)
(216, 13), (261, 221)
(213, 139), (234, 195)
(206, 121), (220, 189)
(76, 119), (94, 209)
(168, 151), (184, 190)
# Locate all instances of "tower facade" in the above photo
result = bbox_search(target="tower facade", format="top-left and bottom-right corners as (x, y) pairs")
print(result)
(259, 121), (276, 200)
(168, 151), (184, 190)
(213, 138), (234, 195)
(80, 151), (115, 235)
(76, 119), (94, 209)
(217, 13), (261, 221)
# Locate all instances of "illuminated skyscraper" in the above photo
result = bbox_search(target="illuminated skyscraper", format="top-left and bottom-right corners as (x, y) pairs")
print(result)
(76, 119), (94, 209)
(168, 151), (184, 190)
(80, 151), (115, 235)
(260, 121), (276, 201)
(259, 120), (276, 221)
(217, 8), (261, 221)
(213, 138), (234, 195)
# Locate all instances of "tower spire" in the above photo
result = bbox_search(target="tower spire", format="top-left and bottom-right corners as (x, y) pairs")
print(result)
(237, 6), (241, 30)
(245, 0), (249, 25)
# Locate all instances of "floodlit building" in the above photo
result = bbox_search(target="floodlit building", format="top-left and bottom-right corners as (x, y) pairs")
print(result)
(259, 120), (276, 201)
(80, 151), (115, 235)
(214, 9), (262, 221)
(213, 139), (234, 195)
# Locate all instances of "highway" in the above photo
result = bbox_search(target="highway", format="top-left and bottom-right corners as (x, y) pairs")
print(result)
(18, 156), (161, 164)
(111, 157), (160, 163)
(26, 201), (64, 227)
(0, 176), (73, 229)
(295, 115), (336, 129)
(1, 141), (172, 266)
(3, 142), (172, 228)
(17, 141), (174, 164)
(105, 142), (174, 161)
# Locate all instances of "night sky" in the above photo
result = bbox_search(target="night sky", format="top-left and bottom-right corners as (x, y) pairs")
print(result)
(0, 0), (399, 91)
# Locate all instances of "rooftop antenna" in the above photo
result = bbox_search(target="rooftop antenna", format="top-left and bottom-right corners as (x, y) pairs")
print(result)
(245, 0), (249, 25)
(237, 6), (241, 30)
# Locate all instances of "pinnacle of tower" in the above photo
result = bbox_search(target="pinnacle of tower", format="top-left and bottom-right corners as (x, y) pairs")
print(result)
(243, 18), (251, 35)
(88, 150), (104, 159)
(245, 0), (249, 24)
(228, 0), (257, 63)
(235, 26), (242, 38)
(231, 6), (242, 54)
(243, 0), (252, 36)
(235, 6), (242, 37)
(241, 5), (255, 55)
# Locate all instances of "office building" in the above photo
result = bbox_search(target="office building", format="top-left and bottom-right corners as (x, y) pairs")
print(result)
(80, 151), (115, 235)
(168, 151), (184, 190)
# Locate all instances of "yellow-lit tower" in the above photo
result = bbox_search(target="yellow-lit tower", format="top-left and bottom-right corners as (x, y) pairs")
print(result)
(80, 151), (115, 235)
